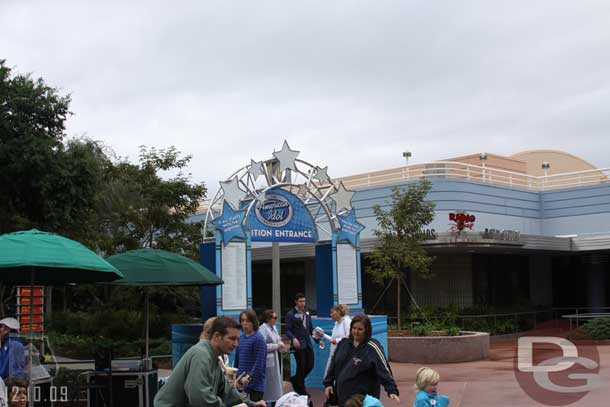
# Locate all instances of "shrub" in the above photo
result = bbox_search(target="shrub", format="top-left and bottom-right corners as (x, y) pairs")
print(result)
(446, 326), (460, 336)
(409, 322), (460, 336)
(583, 318), (610, 340)
(46, 334), (172, 359)
(47, 310), (192, 340)
(411, 323), (433, 336)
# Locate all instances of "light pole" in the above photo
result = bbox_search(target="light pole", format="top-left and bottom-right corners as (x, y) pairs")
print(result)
(542, 162), (550, 189)
(479, 152), (487, 181)
(402, 151), (412, 180)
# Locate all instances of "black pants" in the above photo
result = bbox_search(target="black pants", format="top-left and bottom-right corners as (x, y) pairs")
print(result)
(249, 391), (264, 402)
(290, 346), (314, 395)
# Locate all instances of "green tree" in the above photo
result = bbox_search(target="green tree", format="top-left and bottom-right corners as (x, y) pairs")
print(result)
(94, 145), (207, 257)
(0, 59), (88, 233)
(62, 146), (207, 317)
(0, 61), (111, 316)
(366, 180), (436, 330)
(0, 60), (207, 319)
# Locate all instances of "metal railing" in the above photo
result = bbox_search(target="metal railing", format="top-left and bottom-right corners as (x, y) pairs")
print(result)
(337, 161), (610, 191)
(386, 307), (610, 336)
(197, 163), (610, 212)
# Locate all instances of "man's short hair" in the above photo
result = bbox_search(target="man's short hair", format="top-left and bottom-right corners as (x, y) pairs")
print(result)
(294, 292), (306, 302)
(209, 316), (241, 337)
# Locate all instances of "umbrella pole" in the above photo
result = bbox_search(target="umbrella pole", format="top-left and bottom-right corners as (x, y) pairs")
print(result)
(145, 288), (150, 362)
(29, 268), (34, 407)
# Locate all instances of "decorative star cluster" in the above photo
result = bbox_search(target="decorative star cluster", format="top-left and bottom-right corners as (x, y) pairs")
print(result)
(213, 140), (363, 243)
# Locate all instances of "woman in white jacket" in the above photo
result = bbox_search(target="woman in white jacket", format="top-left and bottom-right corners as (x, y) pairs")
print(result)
(324, 304), (352, 377)
(259, 309), (288, 404)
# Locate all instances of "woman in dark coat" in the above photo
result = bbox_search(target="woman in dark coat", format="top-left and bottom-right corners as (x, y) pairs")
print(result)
(323, 314), (400, 407)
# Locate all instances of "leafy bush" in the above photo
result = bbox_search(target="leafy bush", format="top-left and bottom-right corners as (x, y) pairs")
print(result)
(409, 322), (460, 337)
(149, 339), (172, 356)
(411, 323), (433, 336)
(583, 318), (610, 340)
(47, 310), (191, 340)
(462, 316), (518, 335)
(46, 333), (172, 359)
(393, 304), (548, 335)
(446, 326), (460, 336)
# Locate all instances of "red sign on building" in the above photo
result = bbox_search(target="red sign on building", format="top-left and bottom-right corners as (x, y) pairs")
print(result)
(449, 212), (476, 232)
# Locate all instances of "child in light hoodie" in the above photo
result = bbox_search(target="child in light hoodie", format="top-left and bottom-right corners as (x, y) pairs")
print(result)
(413, 367), (450, 407)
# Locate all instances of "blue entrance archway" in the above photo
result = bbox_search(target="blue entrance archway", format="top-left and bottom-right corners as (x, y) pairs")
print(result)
(200, 141), (365, 320)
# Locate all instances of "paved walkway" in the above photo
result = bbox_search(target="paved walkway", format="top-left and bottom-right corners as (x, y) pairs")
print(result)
(304, 336), (610, 407)
(140, 325), (610, 407)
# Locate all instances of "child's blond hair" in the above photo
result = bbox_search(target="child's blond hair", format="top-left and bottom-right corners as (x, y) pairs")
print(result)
(415, 367), (440, 390)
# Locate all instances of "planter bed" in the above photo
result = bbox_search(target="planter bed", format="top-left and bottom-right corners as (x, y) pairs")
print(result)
(388, 331), (489, 363)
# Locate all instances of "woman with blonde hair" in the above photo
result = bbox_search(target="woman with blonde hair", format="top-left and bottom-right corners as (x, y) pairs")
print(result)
(200, 316), (217, 340)
(322, 304), (352, 377)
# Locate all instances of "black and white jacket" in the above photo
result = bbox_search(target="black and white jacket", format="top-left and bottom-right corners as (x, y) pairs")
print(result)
(323, 337), (398, 406)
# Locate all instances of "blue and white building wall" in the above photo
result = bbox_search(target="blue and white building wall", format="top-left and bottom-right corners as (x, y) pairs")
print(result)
(194, 150), (610, 314)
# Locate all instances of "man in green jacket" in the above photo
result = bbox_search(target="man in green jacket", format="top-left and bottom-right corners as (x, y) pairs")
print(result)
(154, 316), (267, 407)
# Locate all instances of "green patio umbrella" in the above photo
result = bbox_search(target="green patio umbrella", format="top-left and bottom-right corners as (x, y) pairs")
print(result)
(105, 248), (223, 359)
(0, 229), (123, 400)
(0, 229), (123, 283)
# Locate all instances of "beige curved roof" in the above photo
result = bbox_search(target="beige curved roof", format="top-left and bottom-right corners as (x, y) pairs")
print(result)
(509, 149), (597, 176)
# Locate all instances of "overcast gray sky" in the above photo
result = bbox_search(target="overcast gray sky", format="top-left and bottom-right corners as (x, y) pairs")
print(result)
(2, 0), (610, 191)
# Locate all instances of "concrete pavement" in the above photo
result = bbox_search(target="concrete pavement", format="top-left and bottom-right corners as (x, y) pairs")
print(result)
(305, 338), (610, 407)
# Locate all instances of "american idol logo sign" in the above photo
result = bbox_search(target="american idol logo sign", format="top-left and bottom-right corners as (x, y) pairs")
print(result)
(255, 194), (293, 227)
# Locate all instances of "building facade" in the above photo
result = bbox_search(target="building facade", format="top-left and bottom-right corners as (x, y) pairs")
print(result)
(195, 150), (610, 315)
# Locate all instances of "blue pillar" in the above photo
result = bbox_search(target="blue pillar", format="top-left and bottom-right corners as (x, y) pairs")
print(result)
(316, 241), (333, 317)
(200, 241), (217, 321)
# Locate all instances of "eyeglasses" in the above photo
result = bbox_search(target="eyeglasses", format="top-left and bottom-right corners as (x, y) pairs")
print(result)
(271, 315), (278, 320)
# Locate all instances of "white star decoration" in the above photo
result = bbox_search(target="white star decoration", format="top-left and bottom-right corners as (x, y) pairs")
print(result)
(313, 166), (330, 183)
(297, 184), (309, 197)
(248, 159), (265, 180)
(255, 191), (266, 208)
(331, 181), (355, 212)
(272, 140), (300, 173)
(219, 176), (245, 210)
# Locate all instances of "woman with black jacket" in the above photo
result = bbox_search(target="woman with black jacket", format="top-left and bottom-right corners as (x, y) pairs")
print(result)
(323, 314), (400, 407)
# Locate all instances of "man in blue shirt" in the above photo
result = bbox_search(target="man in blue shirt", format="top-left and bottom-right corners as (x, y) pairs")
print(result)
(285, 293), (314, 397)
(0, 318), (25, 380)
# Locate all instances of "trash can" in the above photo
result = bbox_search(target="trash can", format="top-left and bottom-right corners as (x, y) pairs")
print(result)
(171, 323), (203, 367)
